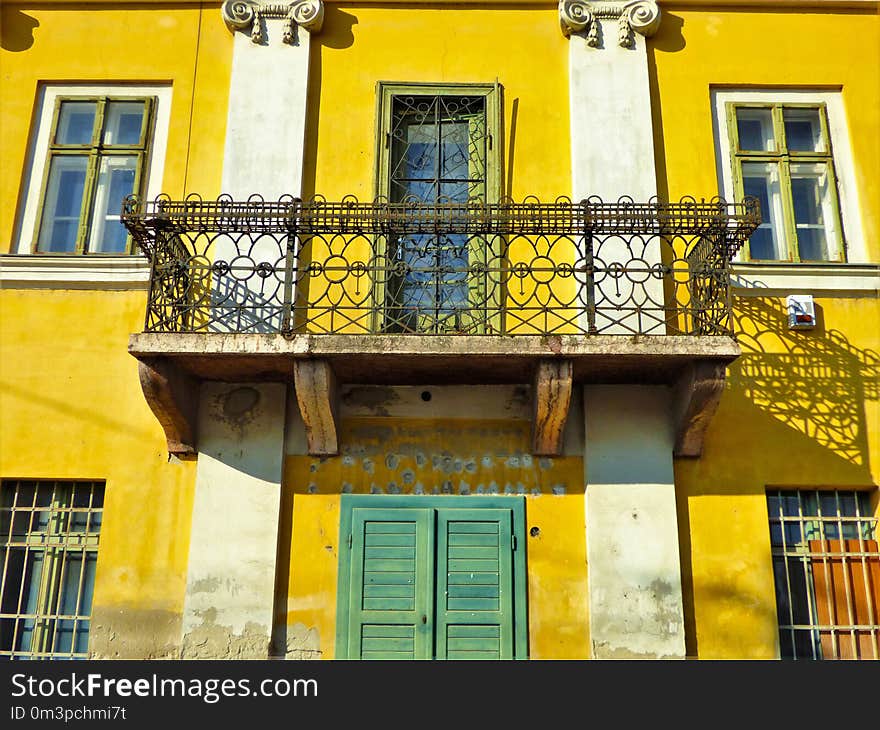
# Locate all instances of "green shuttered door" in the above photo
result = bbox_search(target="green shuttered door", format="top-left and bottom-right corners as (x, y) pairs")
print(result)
(348, 508), (434, 659)
(337, 497), (527, 659)
(436, 509), (513, 659)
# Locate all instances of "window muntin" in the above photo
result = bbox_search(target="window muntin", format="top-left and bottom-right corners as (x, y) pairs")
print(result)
(376, 83), (501, 334)
(0, 480), (104, 659)
(34, 97), (153, 255)
(767, 489), (879, 660)
(728, 103), (844, 263)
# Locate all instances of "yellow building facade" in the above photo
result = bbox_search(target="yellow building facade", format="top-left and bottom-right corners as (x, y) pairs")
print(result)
(0, 0), (878, 660)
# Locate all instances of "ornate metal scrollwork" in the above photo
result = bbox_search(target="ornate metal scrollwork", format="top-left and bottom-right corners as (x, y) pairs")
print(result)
(221, 0), (324, 45)
(558, 0), (660, 47)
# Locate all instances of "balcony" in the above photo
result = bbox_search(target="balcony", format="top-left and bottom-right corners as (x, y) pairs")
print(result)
(123, 195), (759, 458)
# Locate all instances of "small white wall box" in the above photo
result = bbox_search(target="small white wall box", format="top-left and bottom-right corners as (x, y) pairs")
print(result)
(786, 294), (816, 329)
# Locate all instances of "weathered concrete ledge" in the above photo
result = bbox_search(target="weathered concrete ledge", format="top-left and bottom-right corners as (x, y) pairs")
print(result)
(129, 333), (740, 384)
(129, 333), (740, 458)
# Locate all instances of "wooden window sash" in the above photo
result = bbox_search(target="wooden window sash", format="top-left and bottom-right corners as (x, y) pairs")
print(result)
(32, 95), (156, 255)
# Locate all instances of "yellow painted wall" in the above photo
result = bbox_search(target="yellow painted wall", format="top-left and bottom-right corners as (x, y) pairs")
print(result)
(676, 293), (880, 658)
(652, 7), (880, 659)
(280, 418), (590, 659)
(306, 5), (570, 200)
(0, 3), (231, 656)
(0, 3), (232, 248)
(0, 289), (197, 657)
(650, 6), (880, 257)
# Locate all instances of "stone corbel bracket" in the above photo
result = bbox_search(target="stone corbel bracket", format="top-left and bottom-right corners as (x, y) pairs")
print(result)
(222, 0), (324, 45)
(293, 359), (339, 456)
(672, 361), (728, 458)
(138, 358), (199, 458)
(559, 0), (660, 48)
(532, 359), (574, 456)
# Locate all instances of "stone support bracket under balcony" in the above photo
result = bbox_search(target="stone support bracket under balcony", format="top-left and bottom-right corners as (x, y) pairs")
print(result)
(293, 359), (339, 456)
(532, 359), (574, 457)
(138, 356), (200, 457)
(130, 333), (739, 459)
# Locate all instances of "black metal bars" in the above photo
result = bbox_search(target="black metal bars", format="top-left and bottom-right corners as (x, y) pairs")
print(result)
(122, 194), (759, 337)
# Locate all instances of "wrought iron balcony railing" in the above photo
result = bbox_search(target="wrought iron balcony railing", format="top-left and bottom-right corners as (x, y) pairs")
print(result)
(122, 194), (759, 337)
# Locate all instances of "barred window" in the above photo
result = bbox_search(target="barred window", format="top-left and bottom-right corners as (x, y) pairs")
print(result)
(768, 489), (879, 659)
(375, 83), (501, 334)
(0, 481), (104, 659)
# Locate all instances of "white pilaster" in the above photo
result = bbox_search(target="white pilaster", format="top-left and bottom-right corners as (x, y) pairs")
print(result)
(221, 0), (323, 198)
(561, 1), (663, 334)
(212, 1), (323, 332)
(181, 382), (288, 658)
(583, 385), (686, 659)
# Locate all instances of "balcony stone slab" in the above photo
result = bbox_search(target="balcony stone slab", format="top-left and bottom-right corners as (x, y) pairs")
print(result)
(130, 332), (739, 458)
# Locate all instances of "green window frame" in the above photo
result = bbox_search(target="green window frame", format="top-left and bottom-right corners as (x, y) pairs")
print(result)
(336, 495), (528, 660)
(373, 82), (503, 334)
(33, 96), (155, 255)
(0, 480), (104, 659)
(727, 102), (845, 263)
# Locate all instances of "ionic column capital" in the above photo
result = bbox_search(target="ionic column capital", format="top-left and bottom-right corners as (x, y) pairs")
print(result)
(559, 1), (661, 48)
(221, 0), (324, 45)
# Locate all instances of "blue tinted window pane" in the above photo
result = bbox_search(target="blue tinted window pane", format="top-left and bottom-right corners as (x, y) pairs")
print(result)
(103, 102), (145, 145)
(89, 156), (137, 253)
(37, 157), (88, 253)
(56, 102), (96, 145)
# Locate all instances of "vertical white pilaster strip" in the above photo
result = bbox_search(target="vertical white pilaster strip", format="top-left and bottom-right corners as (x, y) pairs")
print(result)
(562, 2), (663, 334)
(583, 385), (686, 659)
(210, 4), (322, 333)
(568, 27), (657, 202)
(182, 383), (287, 658)
(221, 19), (313, 199)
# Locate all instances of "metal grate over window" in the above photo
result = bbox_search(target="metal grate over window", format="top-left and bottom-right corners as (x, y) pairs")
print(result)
(768, 489), (879, 659)
(0, 480), (104, 659)
(386, 94), (489, 334)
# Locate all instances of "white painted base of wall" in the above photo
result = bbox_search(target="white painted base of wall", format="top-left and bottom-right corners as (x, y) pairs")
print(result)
(180, 382), (288, 659)
(583, 385), (686, 659)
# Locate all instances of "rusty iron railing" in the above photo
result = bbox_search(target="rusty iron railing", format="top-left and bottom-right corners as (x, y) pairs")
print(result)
(122, 194), (760, 337)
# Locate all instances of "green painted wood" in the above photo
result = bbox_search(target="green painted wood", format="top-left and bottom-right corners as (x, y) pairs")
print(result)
(448, 585), (499, 598)
(363, 584), (415, 598)
(364, 534), (415, 547)
(362, 625), (414, 638)
(447, 559), (499, 572)
(447, 572), (500, 585)
(435, 509), (513, 660)
(346, 507), (434, 660)
(364, 521), (416, 534)
(448, 625), (501, 638)
(448, 533), (498, 547)
(336, 495), (528, 660)
(363, 545), (416, 558)
(364, 572), (415, 585)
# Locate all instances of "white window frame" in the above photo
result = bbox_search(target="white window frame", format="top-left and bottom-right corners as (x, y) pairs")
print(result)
(3, 83), (172, 286)
(712, 88), (876, 293)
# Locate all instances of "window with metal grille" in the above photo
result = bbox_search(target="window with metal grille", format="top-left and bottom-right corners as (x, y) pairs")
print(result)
(375, 83), (502, 334)
(768, 489), (879, 659)
(0, 480), (104, 659)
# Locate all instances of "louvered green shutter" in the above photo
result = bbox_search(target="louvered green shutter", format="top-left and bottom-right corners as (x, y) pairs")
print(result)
(347, 508), (434, 659)
(434, 508), (515, 659)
